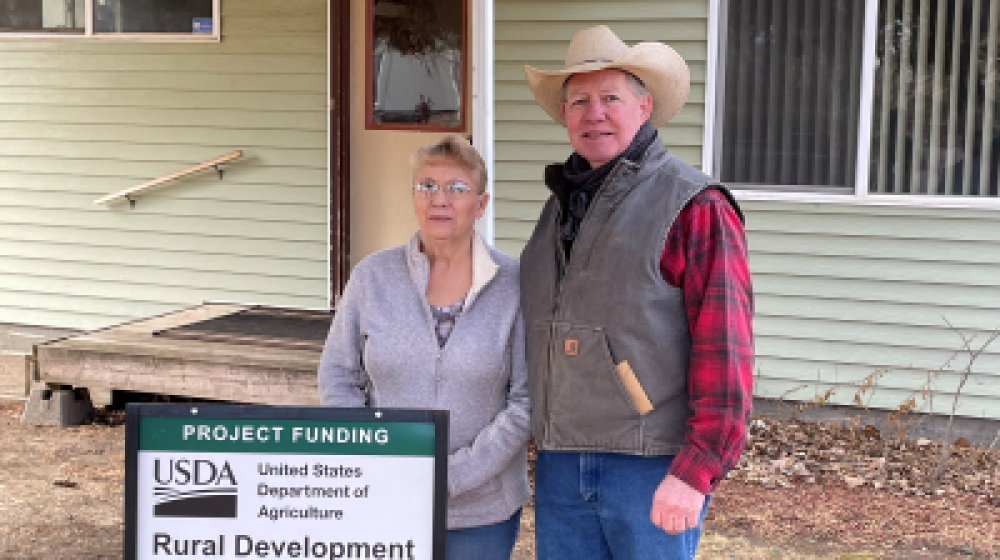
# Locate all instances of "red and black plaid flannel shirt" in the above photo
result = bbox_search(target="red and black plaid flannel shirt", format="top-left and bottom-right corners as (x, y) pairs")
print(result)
(659, 188), (755, 495)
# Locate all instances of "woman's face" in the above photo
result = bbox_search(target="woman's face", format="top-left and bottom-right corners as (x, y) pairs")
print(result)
(412, 161), (488, 245)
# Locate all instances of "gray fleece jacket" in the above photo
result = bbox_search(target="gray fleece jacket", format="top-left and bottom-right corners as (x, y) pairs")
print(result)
(317, 233), (531, 530)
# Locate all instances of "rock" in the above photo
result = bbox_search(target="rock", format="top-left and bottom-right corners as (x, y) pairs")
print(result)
(844, 476), (866, 488)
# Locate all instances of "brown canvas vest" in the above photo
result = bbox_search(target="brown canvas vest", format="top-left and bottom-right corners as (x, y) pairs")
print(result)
(520, 142), (742, 455)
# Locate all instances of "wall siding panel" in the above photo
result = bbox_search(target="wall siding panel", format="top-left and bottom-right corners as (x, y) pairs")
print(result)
(745, 201), (1000, 419)
(494, 1), (1000, 420)
(0, 0), (329, 330)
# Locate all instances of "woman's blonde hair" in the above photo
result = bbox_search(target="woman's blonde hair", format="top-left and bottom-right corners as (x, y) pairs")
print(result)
(411, 135), (487, 193)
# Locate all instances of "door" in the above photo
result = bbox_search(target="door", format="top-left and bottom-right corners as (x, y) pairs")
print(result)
(329, 0), (351, 305)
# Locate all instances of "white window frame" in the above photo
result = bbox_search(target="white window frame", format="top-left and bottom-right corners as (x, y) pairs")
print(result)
(472, 0), (495, 244)
(705, 0), (1000, 210)
(0, 0), (221, 42)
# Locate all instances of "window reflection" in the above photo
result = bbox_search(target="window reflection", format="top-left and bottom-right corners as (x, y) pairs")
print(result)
(720, 0), (864, 191)
(0, 0), (85, 33)
(369, 0), (464, 129)
(870, 0), (1000, 196)
(94, 0), (213, 34)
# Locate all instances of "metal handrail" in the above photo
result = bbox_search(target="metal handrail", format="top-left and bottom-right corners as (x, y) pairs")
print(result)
(94, 150), (243, 205)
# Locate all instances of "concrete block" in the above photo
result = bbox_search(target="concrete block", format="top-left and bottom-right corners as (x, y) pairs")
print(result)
(89, 387), (114, 407)
(21, 388), (93, 426)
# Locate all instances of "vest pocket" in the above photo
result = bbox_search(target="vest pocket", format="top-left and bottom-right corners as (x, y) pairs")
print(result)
(547, 324), (643, 445)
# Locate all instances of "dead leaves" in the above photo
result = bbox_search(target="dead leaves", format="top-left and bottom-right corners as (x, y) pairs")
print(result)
(708, 415), (1000, 557)
(729, 416), (999, 504)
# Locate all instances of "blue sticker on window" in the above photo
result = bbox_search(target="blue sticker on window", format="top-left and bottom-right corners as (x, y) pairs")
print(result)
(193, 18), (213, 34)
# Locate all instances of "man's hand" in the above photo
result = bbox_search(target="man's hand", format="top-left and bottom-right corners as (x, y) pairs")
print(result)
(650, 474), (706, 534)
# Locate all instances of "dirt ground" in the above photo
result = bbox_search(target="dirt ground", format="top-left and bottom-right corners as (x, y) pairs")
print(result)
(1, 398), (997, 559)
(0, 400), (124, 559)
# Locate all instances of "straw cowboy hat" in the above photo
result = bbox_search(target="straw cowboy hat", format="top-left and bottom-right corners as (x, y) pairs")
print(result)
(524, 25), (690, 127)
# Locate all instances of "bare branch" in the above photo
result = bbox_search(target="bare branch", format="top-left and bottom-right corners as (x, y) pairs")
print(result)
(930, 323), (1000, 491)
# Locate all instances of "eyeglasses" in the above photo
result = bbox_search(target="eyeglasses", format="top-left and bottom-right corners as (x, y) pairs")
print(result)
(413, 180), (479, 198)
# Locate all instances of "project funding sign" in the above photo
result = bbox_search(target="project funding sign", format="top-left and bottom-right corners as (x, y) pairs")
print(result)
(124, 404), (448, 560)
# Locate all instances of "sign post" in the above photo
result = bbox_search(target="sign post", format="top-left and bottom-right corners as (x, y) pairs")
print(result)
(124, 404), (448, 560)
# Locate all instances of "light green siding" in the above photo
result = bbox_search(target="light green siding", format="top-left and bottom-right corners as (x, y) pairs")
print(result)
(493, 0), (708, 257)
(746, 201), (1000, 419)
(0, 0), (329, 330)
(493, 0), (1000, 420)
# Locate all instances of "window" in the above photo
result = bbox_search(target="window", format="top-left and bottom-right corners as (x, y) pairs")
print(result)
(1, 0), (84, 33)
(366, 0), (466, 131)
(95, 0), (214, 34)
(0, 0), (219, 38)
(717, 0), (1000, 199)
(871, 0), (998, 196)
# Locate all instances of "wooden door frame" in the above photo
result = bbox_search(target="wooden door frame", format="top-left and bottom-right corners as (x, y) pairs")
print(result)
(329, 0), (351, 306)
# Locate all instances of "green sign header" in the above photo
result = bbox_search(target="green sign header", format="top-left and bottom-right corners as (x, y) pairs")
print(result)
(139, 417), (436, 456)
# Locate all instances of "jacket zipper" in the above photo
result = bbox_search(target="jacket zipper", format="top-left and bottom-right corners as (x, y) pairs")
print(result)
(434, 307), (466, 406)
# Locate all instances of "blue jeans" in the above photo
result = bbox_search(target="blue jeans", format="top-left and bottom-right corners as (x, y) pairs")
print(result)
(446, 508), (522, 560)
(535, 451), (709, 560)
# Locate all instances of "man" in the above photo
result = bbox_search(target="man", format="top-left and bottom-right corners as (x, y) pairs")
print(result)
(519, 25), (754, 559)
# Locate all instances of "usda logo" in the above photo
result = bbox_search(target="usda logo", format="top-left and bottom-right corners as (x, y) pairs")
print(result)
(152, 458), (238, 518)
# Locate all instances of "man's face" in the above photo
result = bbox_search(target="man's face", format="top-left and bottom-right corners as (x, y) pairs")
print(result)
(561, 69), (653, 168)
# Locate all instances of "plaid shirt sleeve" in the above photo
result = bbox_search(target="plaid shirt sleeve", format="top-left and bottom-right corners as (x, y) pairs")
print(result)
(659, 188), (754, 495)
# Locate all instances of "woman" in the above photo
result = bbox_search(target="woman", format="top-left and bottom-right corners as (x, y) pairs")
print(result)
(318, 135), (530, 559)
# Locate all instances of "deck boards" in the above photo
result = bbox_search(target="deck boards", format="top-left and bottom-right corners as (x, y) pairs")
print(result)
(35, 303), (324, 406)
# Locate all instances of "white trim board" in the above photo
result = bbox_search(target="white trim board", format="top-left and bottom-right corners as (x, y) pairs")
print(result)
(734, 190), (1000, 211)
(473, 0), (495, 244)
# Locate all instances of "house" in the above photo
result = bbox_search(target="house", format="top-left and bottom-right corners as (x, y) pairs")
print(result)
(2, 0), (999, 420)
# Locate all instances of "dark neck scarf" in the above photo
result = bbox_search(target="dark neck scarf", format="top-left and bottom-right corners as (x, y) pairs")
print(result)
(545, 120), (659, 249)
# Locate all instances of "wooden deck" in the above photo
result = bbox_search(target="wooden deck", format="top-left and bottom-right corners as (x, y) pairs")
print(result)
(34, 304), (325, 406)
